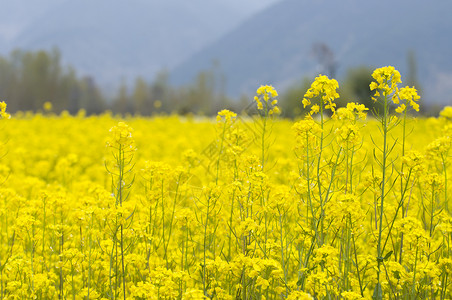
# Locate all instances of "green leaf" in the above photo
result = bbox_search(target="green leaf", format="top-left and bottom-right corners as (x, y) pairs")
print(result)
(372, 282), (383, 300)
(384, 250), (393, 260)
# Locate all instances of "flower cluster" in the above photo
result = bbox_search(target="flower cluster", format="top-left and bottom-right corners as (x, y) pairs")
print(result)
(369, 66), (402, 102)
(302, 74), (339, 116)
(254, 85), (280, 115)
(106, 121), (136, 151)
(337, 102), (369, 121)
(440, 106), (452, 120)
(0, 101), (10, 119)
(396, 86), (421, 112)
(216, 109), (237, 125)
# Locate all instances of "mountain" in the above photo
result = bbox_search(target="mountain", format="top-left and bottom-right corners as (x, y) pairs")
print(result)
(171, 0), (452, 105)
(0, 0), (281, 88)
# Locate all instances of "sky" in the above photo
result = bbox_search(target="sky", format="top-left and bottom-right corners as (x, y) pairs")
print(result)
(0, 0), (282, 43)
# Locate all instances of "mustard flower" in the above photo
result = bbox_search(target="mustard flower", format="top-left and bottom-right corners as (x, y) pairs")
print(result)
(216, 109), (237, 123)
(182, 288), (208, 299)
(255, 276), (270, 290)
(334, 124), (361, 146)
(421, 173), (445, 191)
(106, 121), (136, 151)
(336, 102), (368, 121)
(0, 101), (11, 119)
(341, 291), (365, 300)
(254, 84), (280, 115)
(439, 258), (452, 274)
(370, 66), (402, 103)
(398, 86), (420, 112)
(395, 104), (406, 113)
(303, 74), (339, 116)
(292, 118), (322, 136)
(401, 150), (424, 171)
(292, 118), (323, 152)
(439, 106), (452, 119)
(256, 84), (278, 99)
(426, 136), (451, 157)
(286, 290), (314, 300)
(43, 101), (53, 112)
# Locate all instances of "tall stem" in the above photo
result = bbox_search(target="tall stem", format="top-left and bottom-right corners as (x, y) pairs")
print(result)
(376, 91), (389, 289)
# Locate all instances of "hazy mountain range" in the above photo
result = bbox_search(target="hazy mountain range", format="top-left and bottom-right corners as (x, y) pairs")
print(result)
(0, 0), (279, 87)
(172, 0), (452, 105)
(1, 0), (451, 105)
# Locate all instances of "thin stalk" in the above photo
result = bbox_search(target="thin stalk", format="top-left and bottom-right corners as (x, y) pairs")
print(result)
(376, 91), (389, 288)
(412, 244), (419, 297)
(120, 225), (126, 300)
(441, 154), (448, 213)
(278, 208), (288, 296)
(352, 227), (364, 296)
(317, 103), (325, 246)
(261, 107), (268, 171)
(202, 195), (211, 296)
(88, 214), (93, 299)
(59, 230), (64, 300)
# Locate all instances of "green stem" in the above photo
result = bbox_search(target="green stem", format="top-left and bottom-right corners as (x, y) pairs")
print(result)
(376, 90), (389, 288)
(202, 195), (211, 296)
(441, 154), (448, 213)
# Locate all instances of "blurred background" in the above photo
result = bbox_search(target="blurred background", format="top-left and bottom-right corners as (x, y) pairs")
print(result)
(0, 0), (450, 117)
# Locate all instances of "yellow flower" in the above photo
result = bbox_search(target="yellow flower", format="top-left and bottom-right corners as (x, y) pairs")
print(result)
(286, 291), (314, 299)
(310, 104), (320, 114)
(257, 85), (278, 99)
(106, 121), (136, 151)
(182, 288), (208, 300)
(439, 106), (452, 119)
(399, 86), (420, 112)
(216, 109), (237, 123)
(370, 66), (402, 103)
(0, 101), (11, 119)
(401, 150), (424, 171)
(334, 124), (361, 146)
(269, 106), (281, 115)
(255, 276), (270, 290)
(395, 104), (406, 113)
(255, 84), (280, 115)
(341, 291), (365, 300)
(302, 74), (339, 115)
(43, 101), (53, 112)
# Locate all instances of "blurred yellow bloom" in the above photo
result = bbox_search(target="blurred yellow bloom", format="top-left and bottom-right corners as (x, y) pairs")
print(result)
(0, 101), (11, 119)
(395, 104), (406, 113)
(106, 121), (136, 151)
(399, 86), (420, 111)
(255, 84), (280, 115)
(439, 106), (452, 119)
(43, 101), (53, 112)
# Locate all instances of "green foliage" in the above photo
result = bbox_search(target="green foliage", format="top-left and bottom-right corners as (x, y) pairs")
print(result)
(340, 66), (384, 116)
(0, 48), (105, 114)
(279, 77), (312, 118)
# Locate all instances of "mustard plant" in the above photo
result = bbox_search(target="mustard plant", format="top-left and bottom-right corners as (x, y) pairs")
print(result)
(106, 122), (136, 299)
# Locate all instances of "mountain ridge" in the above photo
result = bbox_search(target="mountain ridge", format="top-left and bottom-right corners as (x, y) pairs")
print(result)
(0, 0), (281, 88)
(170, 0), (452, 105)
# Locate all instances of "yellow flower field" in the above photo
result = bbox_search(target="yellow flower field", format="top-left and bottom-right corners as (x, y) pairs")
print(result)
(0, 67), (451, 299)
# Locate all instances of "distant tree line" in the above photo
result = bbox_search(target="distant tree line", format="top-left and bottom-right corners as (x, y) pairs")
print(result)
(0, 49), (105, 114)
(0, 48), (245, 116)
(0, 48), (435, 118)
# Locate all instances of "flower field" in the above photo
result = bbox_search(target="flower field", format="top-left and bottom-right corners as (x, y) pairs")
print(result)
(0, 67), (452, 299)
